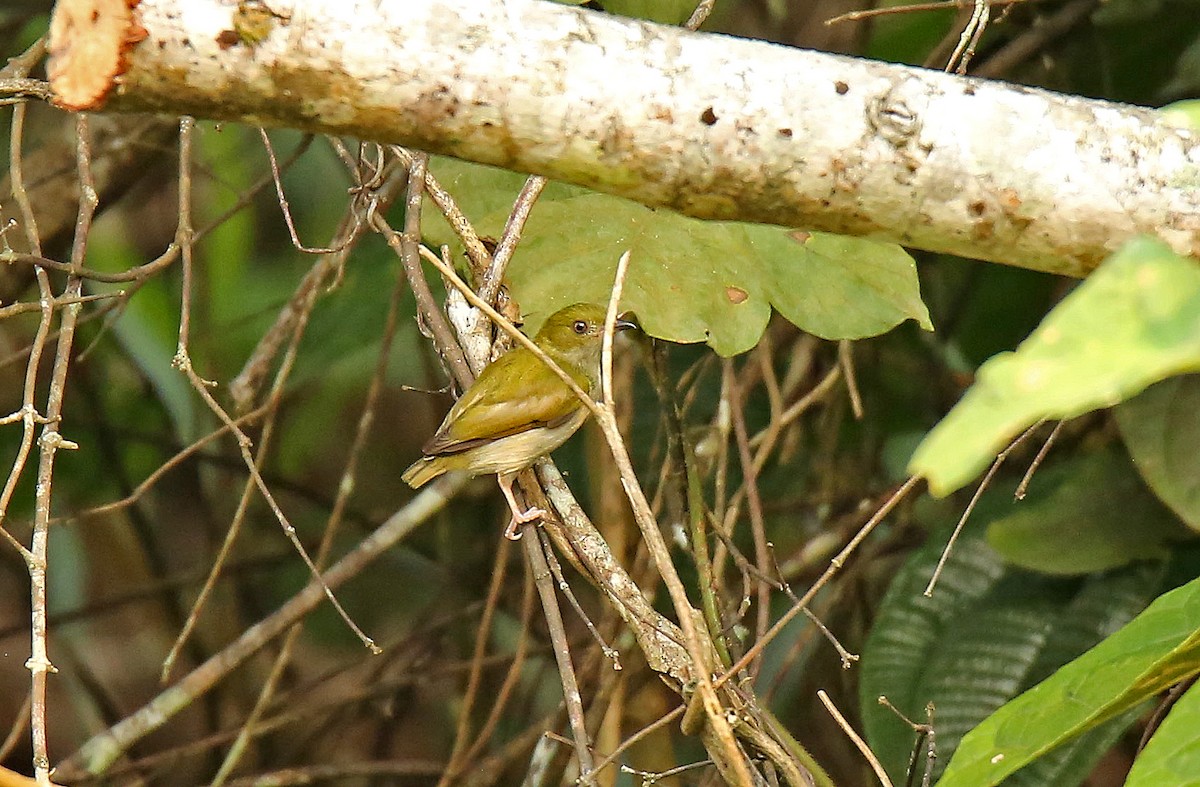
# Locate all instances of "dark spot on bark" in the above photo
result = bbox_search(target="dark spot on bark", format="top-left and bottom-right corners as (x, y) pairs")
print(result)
(700, 107), (718, 125)
(216, 30), (240, 49)
(778, 128), (793, 137)
(835, 81), (849, 94)
(972, 219), (995, 240)
(998, 189), (1022, 212)
(964, 84), (977, 96)
(968, 200), (986, 216)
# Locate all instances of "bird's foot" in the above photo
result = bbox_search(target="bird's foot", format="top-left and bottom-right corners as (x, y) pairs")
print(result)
(503, 507), (546, 541)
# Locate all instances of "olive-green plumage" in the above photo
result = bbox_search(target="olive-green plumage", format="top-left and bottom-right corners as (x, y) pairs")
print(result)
(402, 303), (634, 536)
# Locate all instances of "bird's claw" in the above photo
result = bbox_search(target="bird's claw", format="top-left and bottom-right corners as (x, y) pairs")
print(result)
(503, 507), (546, 541)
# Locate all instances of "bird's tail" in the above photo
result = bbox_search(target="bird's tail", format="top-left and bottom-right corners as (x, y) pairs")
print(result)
(401, 457), (444, 488)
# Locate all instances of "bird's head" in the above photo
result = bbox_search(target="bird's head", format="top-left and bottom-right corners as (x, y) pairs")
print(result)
(534, 303), (637, 371)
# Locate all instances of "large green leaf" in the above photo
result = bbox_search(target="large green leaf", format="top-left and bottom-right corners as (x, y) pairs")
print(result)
(1117, 375), (1200, 531)
(985, 450), (1184, 575)
(508, 198), (932, 355)
(1006, 572), (1160, 787)
(910, 237), (1200, 496)
(421, 159), (931, 356)
(860, 533), (1007, 784)
(1124, 679), (1200, 786)
(937, 575), (1200, 787)
(860, 521), (1160, 785)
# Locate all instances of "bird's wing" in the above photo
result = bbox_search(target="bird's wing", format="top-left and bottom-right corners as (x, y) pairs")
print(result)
(421, 349), (591, 456)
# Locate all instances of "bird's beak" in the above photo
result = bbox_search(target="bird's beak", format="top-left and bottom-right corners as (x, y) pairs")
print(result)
(615, 311), (639, 332)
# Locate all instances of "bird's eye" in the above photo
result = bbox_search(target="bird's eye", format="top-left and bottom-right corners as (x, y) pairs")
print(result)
(572, 320), (588, 335)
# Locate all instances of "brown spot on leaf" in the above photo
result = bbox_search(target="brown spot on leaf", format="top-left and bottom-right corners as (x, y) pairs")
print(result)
(788, 230), (812, 244)
(726, 286), (749, 304)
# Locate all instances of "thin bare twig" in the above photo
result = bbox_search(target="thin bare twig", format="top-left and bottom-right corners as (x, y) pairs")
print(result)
(752, 365), (842, 451)
(371, 155), (474, 390)
(589, 705), (684, 777)
(389, 146), (493, 280)
(623, 759), (715, 781)
(228, 159), (396, 412)
(26, 114), (96, 787)
(826, 0), (1029, 25)
(595, 253), (755, 785)
(0, 695), (31, 763)
(717, 476), (922, 689)
(170, 119), (378, 655)
(463, 566), (538, 765)
(258, 129), (350, 254)
(0, 269), (52, 562)
(1138, 675), (1198, 754)
(923, 419), (1044, 596)
(946, 0), (991, 74)
(817, 690), (892, 787)
(60, 474), (470, 779)
(684, 0), (718, 29)
(724, 358), (772, 677)
(478, 174), (545, 305)
(975, 0), (1097, 78)
(878, 697), (936, 787)
(439, 538), (514, 785)
(524, 531), (598, 785)
(0, 290), (122, 319)
(838, 340), (863, 420)
(69, 404), (270, 520)
(208, 169), (412, 785)
(9, 102), (41, 254)
(538, 529), (622, 671)
(1014, 419), (1064, 500)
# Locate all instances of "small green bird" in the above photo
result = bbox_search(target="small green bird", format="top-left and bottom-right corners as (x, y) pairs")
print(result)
(402, 303), (637, 539)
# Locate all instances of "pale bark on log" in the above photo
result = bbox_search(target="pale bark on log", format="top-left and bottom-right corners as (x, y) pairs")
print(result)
(48, 0), (1200, 277)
